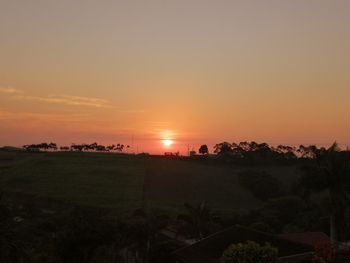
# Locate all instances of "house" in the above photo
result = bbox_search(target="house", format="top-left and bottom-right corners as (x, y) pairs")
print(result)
(279, 232), (330, 248)
(173, 225), (326, 263)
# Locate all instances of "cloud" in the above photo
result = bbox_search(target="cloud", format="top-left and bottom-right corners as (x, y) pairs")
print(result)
(118, 109), (145, 114)
(0, 109), (89, 122)
(2, 87), (144, 113)
(0, 87), (23, 94)
(15, 94), (113, 108)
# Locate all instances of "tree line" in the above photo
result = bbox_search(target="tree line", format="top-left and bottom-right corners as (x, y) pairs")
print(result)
(195, 141), (345, 160)
(23, 142), (130, 152)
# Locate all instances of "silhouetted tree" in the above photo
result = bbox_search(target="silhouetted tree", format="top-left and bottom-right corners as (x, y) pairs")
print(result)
(299, 143), (350, 243)
(95, 145), (106, 152)
(70, 144), (84, 152)
(297, 144), (325, 159)
(48, 142), (57, 151)
(178, 202), (217, 240)
(274, 145), (297, 159)
(214, 142), (232, 154)
(23, 142), (57, 152)
(199, 144), (209, 155)
(106, 145), (115, 151)
(60, 146), (70, 151)
(89, 142), (98, 151)
(116, 144), (124, 152)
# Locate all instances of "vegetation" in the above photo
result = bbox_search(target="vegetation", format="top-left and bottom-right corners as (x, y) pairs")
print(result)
(1, 151), (293, 213)
(199, 144), (209, 155)
(222, 241), (278, 263)
(23, 142), (130, 152)
(23, 142), (57, 151)
(177, 202), (219, 239)
(237, 170), (283, 201)
(296, 143), (350, 243)
(1, 141), (350, 262)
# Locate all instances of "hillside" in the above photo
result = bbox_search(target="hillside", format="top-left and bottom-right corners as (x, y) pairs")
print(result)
(0, 150), (302, 215)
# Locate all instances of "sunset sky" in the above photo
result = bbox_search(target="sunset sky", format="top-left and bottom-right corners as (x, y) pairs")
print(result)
(1, 0), (350, 154)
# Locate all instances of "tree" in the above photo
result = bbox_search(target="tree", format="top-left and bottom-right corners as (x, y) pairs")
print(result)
(214, 142), (232, 154)
(125, 210), (168, 263)
(299, 142), (350, 243)
(54, 209), (116, 263)
(274, 145), (297, 159)
(178, 202), (217, 240)
(199, 144), (209, 155)
(106, 145), (115, 151)
(48, 142), (57, 151)
(261, 196), (307, 231)
(71, 144), (84, 151)
(238, 170), (283, 201)
(222, 241), (278, 263)
(95, 145), (106, 151)
(23, 142), (58, 152)
(116, 144), (125, 152)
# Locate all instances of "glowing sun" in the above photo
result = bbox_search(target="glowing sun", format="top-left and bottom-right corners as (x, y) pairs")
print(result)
(162, 139), (174, 147)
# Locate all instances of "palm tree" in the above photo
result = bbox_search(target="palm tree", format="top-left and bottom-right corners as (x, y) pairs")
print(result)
(179, 202), (215, 240)
(314, 142), (350, 243)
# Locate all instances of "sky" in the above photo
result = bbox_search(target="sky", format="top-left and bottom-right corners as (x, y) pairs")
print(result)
(1, 0), (350, 154)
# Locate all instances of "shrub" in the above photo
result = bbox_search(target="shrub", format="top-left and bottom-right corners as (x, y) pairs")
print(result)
(262, 196), (306, 224)
(222, 240), (278, 263)
(249, 222), (273, 233)
(238, 171), (283, 201)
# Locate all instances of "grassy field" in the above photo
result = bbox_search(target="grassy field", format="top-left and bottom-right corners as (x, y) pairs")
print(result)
(0, 150), (301, 216)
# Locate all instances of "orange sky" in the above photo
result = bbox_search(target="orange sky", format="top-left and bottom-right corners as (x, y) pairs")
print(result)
(1, 0), (350, 154)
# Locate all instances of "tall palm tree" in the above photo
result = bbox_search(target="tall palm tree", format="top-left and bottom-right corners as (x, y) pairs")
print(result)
(179, 202), (215, 240)
(315, 142), (350, 243)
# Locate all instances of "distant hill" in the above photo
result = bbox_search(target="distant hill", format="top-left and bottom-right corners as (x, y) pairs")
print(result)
(0, 146), (24, 152)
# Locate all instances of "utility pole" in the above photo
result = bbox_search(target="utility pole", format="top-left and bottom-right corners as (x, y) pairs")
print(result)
(131, 134), (134, 154)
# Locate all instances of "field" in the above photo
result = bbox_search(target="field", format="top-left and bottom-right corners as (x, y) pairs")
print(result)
(0, 150), (301, 216)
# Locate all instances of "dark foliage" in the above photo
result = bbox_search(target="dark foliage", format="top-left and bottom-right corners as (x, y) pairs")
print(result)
(199, 144), (209, 155)
(222, 240), (278, 263)
(177, 202), (220, 239)
(238, 170), (283, 201)
(54, 210), (116, 263)
(23, 142), (57, 151)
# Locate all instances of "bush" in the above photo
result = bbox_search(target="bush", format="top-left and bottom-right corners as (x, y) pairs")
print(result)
(262, 196), (306, 224)
(222, 241), (278, 263)
(238, 171), (283, 201)
(249, 222), (273, 233)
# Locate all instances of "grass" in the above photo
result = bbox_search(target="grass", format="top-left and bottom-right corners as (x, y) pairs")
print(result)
(0, 150), (301, 216)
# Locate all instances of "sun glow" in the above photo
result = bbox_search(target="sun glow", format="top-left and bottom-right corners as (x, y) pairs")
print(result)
(162, 139), (173, 147)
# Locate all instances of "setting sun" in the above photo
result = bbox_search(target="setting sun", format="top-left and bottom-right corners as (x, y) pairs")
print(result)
(1, 1), (350, 260)
(162, 139), (174, 147)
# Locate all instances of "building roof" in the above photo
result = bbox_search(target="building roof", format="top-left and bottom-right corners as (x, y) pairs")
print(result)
(279, 232), (330, 247)
(173, 225), (315, 263)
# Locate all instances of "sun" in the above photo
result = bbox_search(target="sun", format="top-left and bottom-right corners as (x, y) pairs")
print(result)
(162, 139), (173, 147)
